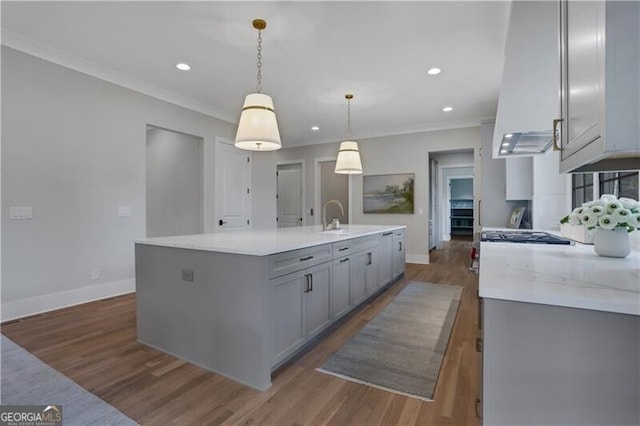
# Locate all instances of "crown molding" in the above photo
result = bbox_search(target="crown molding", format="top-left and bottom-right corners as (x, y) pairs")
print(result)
(1, 29), (237, 124)
(287, 119), (483, 148)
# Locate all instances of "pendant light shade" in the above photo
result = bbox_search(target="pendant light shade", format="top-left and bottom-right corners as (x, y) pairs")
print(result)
(235, 93), (281, 151)
(335, 94), (363, 174)
(335, 141), (363, 174)
(235, 19), (282, 151)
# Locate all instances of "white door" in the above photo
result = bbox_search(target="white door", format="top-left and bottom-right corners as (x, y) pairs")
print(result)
(215, 138), (251, 229)
(277, 163), (303, 227)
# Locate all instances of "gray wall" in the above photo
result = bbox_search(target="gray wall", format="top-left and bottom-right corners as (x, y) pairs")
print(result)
(279, 127), (481, 263)
(146, 127), (203, 237)
(0, 47), (276, 320)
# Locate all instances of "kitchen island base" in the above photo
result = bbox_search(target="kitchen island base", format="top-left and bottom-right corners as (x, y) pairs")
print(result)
(135, 225), (406, 390)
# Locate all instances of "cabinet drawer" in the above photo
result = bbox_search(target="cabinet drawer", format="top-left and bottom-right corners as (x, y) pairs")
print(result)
(269, 244), (332, 279)
(392, 229), (405, 240)
(351, 235), (379, 252)
(332, 241), (352, 258)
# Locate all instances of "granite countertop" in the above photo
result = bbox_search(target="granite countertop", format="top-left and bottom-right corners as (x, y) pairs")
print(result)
(135, 224), (405, 256)
(479, 230), (640, 316)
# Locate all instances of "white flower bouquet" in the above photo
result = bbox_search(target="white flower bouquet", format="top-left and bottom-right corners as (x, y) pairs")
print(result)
(561, 194), (640, 232)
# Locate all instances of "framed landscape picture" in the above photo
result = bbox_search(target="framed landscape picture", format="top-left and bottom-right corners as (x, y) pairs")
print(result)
(363, 173), (414, 214)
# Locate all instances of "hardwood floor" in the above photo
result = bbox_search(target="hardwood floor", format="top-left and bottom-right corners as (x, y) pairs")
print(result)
(1, 240), (480, 425)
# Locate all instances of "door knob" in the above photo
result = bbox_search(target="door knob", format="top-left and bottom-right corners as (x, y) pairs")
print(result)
(219, 219), (227, 226)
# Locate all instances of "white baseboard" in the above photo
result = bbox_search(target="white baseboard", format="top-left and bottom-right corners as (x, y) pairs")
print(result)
(406, 253), (429, 264)
(1, 279), (135, 322)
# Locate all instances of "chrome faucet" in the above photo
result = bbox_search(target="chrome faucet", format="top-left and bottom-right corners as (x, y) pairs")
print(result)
(322, 199), (345, 231)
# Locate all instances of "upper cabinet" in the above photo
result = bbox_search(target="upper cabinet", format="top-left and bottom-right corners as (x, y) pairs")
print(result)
(492, 1), (560, 159)
(559, 0), (640, 172)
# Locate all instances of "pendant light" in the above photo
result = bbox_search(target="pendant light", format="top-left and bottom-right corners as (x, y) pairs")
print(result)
(235, 19), (282, 151)
(334, 94), (363, 174)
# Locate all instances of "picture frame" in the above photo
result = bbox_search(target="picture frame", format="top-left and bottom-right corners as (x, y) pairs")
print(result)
(363, 173), (414, 214)
(507, 206), (525, 229)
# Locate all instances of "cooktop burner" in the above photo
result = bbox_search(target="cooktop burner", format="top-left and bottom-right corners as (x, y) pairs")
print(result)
(481, 230), (573, 245)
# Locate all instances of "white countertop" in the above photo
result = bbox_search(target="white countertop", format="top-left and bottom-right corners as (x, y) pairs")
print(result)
(135, 224), (405, 256)
(479, 230), (640, 316)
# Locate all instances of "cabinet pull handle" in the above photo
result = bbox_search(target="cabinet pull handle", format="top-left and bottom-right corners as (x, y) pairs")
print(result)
(475, 397), (482, 419)
(382, 232), (392, 236)
(340, 258), (350, 263)
(299, 256), (314, 262)
(309, 273), (313, 292)
(338, 247), (349, 252)
(367, 252), (372, 265)
(552, 118), (564, 151)
(398, 241), (402, 252)
(304, 274), (310, 293)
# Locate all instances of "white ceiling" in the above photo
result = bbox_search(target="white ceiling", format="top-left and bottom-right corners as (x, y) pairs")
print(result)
(1, 1), (510, 148)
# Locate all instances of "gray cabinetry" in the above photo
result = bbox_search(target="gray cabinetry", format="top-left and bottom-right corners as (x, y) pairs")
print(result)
(332, 255), (351, 320)
(392, 229), (405, 279)
(350, 246), (378, 305)
(378, 231), (394, 286)
(559, 0), (640, 172)
(271, 260), (331, 366)
(482, 298), (639, 425)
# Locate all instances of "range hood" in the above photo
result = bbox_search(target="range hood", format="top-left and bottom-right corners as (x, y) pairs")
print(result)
(492, 1), (559, 158)
(498, 131), (554, 156)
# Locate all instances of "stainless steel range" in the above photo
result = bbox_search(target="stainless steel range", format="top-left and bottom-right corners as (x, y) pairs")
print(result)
(481, 230), (574, 245)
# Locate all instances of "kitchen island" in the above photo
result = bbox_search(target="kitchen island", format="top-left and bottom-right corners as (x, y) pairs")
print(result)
(479, 232), (640, 425)
(135, 225), (405, 390)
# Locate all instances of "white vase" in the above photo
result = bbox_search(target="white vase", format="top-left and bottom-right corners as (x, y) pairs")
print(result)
(593, 227), (631, 258)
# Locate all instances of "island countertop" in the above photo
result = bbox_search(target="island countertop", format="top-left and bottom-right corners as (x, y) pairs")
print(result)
(479, 230), (640, 316)
(135, 224), (405, 256)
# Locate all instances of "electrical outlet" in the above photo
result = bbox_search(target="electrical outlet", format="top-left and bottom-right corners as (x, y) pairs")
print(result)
(91, 269), (101, 280)
(181, 269), (194, 282)
(118, 206), (132, 217)
(10, 206), (32, 220)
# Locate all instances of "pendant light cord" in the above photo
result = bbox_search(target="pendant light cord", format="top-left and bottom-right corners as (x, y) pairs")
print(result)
(256, 29), (262, 93)
(346, 95), (352, 140)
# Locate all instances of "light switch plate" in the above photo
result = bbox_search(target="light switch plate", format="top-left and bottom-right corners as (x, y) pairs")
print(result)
(118, 206), (132, 217)
(10, 206), (32, 219)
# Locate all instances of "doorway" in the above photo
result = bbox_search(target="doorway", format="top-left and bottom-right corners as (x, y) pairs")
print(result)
(145, 126), (204, 238)
(316, 159), (349, 226)
(277, 162), (304, 227)
(429, 150), (475, 249)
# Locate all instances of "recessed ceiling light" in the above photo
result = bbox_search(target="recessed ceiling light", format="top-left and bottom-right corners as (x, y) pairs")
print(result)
(442, 106), (453, 112)
(427, 67), (441, 75)
(176, 63), (191, 71)
(505, 133), (513, 138)
(501, 142), (510, 147)
(311, 126), (320, 131)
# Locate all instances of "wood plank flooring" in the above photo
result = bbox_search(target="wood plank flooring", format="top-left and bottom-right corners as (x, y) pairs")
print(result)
(1, 239), (480, 425)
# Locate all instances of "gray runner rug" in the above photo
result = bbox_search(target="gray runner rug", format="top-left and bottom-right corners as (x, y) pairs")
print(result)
(0, 335), (137, 425)
(317, 281), (463, 401)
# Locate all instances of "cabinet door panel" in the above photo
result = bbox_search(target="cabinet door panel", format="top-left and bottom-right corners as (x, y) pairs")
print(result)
(332, 257), (351, 319)
(378, 233), (393, 286)
(350, 251), (367, 306)
(365, 247), (379, 296)
(392, 236), (405, 279)
(271, 271), (306, 364)
(561, 0), (603, 159)
(306, 262), (332, 338)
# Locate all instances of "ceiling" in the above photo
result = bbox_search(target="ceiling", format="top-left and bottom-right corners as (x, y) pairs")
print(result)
(1, 1), (510, 148)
